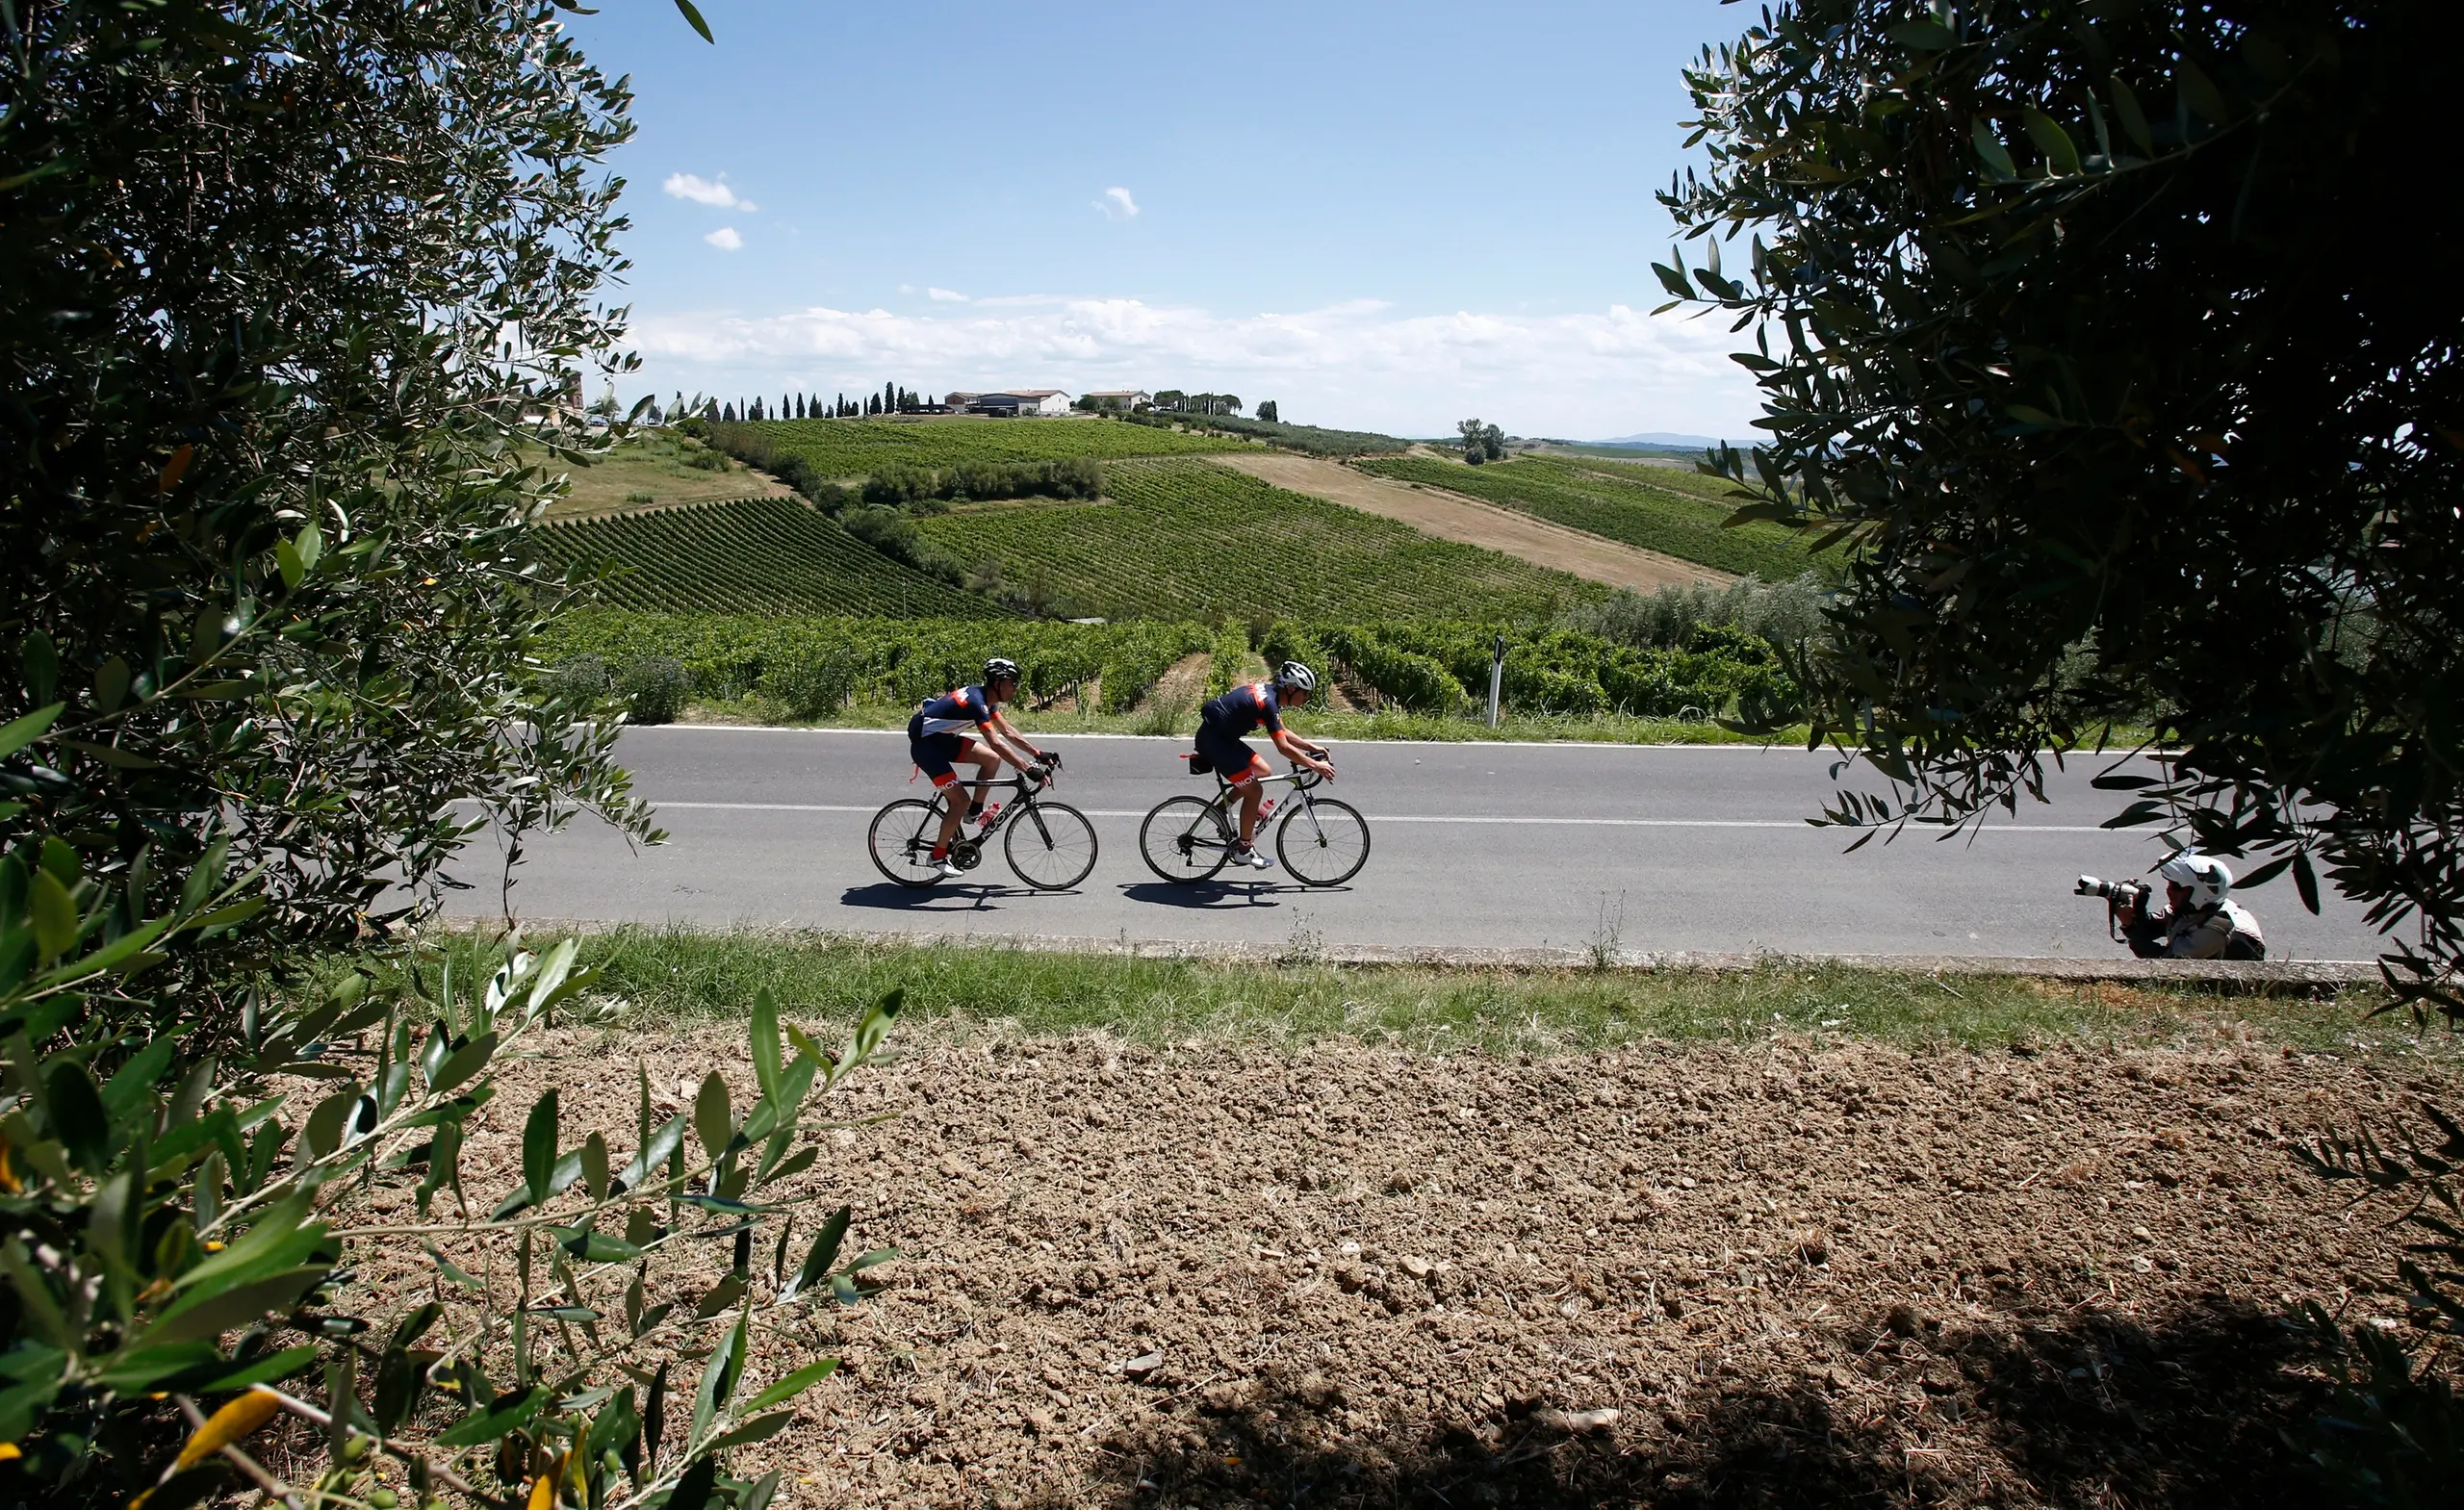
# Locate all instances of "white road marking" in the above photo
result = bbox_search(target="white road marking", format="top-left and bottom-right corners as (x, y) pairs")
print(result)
(642, 801), (2119, 832)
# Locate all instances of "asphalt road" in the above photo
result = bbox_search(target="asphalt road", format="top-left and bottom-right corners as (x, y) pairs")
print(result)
(438, 727), (2387, 961)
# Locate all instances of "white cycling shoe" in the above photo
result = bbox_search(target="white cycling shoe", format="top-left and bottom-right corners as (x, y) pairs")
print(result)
(933, 858), (966, 881)
(1234, 847), (1275, 871)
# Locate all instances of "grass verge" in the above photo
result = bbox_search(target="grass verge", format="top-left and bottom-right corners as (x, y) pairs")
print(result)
(400, 926), (2457, 1063)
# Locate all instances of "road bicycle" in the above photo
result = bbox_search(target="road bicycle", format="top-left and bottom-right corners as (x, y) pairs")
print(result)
(867, 755), (1098, 890)
(1138, 760), (1371, 886)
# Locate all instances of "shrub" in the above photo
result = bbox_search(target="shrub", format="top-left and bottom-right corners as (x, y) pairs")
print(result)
(2295, 1101), (2464, 1503)
(619, 656), (691, 725)
(838, 506), (964, 586)
(1566, 574), (1831, 651)
(542, 653), (613, 708)
(862, 464), (932, 507)
(0, 814), (899, 1501)
(762, 652), (864, 720)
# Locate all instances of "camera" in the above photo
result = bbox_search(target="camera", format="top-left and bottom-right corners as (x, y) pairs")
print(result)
(2076, 875), (2152, 941)
(2074, 875), (2149, 903)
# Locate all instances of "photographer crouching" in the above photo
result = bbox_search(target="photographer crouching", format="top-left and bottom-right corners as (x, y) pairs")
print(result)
(2076, 851), (2268, 961)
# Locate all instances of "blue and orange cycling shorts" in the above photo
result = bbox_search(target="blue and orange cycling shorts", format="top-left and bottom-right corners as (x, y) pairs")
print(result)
(1194, 717), (1259, 785)
(907, 712), (982, 788)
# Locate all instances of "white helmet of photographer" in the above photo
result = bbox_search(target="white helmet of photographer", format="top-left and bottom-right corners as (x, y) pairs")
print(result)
(2158, 851), (2232, 908)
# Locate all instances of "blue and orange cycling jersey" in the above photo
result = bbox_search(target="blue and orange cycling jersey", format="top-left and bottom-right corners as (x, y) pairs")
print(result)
(915, 684), (995, 737)
(1200, 680), (1283, 739)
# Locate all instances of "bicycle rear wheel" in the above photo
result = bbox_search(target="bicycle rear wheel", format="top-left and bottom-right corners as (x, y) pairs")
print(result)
(867, 798), (949, 887)
(1005, 800), (1098, 890)
(1277, 796), (1370, 886)
(1139, 795), (1233, 883)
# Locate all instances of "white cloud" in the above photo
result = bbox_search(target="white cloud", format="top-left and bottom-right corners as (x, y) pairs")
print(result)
(927, 287), (971, 302)
(703, 226), (743, 251)
(1094, 186), (1140, 219)
(664, 172), (757, 212)
(628, 296), (1760, 439)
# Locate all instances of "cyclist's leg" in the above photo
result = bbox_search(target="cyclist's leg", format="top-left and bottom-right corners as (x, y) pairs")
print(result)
(936, 736), (996, 849)
(1233, 752), (1270, 848)
(958, 736), (1003, 823)
(1197, 723), (1263, 846)
(911, 729), (966, 856)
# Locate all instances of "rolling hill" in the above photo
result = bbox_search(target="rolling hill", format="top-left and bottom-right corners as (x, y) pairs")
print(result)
(536, 497), (1008, 618)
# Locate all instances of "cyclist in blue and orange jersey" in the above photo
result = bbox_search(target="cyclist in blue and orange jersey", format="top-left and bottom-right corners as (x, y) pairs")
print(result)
(1196, 660), (1334, 871)
(909, 656), (1051, 880)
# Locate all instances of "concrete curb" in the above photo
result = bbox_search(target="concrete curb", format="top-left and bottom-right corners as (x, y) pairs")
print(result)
(432, 917), (2381, 992)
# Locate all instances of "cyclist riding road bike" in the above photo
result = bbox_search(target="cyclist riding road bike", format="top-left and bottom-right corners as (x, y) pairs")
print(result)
(1195, 661), (1335, 870)
(910, 657), (1051, 881)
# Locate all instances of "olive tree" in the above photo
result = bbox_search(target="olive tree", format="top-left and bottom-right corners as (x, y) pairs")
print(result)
(1, 1), (912, 1504)
(1658, 0), (2464, 1010)
(1, 0), (664, 1001)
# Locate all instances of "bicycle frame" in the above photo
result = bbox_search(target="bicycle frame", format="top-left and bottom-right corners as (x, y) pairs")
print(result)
(932, 769), (1052, 846)
(1192, 765), (1334, 849)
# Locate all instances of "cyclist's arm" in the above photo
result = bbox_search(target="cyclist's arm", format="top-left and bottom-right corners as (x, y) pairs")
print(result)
(976, 722), (1043, 774)
(988, 707), (1047, 763)
(1270, 727), (1333, 775)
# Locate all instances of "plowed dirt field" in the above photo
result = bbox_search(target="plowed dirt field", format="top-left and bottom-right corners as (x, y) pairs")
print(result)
(1212, 454), (1725, 594)
(396, 1025), (2451, 1508)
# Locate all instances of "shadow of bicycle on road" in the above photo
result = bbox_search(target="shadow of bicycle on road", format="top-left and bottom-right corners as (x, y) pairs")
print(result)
(838, 881), (1079, 912)
(1117, 881), (1355, 909)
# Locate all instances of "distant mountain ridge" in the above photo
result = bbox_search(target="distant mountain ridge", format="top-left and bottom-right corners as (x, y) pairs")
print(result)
(1589, 431), (1732, 448)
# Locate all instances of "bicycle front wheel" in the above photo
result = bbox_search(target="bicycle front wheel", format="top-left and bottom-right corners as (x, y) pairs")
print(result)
(1006, 800), (1098, 890)
(1277, 796), (1370, 886)
(1139, 795), (1233, 883)
(867, 798), (949, 887)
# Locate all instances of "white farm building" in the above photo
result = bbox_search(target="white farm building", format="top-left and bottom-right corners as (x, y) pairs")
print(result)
(948, 389), (1071, 418)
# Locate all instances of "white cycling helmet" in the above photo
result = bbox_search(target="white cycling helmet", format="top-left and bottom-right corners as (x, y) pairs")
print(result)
(1274, 660), (1318, 695)
(2157, 851), (2232, 908)
(982, 656), (1021, 686)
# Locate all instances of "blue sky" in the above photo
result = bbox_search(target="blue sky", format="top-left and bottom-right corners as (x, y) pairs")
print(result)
(567, 0), (1762, 440)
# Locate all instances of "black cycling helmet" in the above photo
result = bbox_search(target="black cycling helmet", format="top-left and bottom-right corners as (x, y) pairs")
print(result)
(983, 656), (1021, 686)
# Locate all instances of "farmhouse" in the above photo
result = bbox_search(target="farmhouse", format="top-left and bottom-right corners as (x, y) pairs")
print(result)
(1079, 389), (1152, 411)
(958, 389), (1071, 418)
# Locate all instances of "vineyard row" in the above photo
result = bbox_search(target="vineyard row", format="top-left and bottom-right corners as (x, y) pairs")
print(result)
(535, 497), (1004, 618)
(542, 611), (1794, 723)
